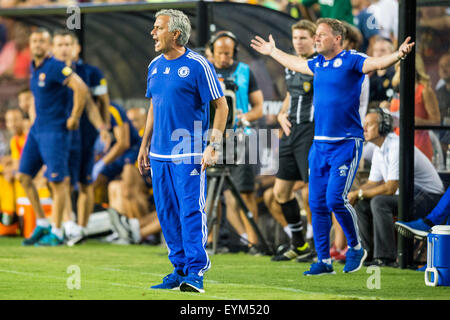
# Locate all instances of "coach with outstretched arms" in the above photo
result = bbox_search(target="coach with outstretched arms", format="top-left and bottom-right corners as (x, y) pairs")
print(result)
(137, 9), (228, 293)
(251, 18), (414, 276)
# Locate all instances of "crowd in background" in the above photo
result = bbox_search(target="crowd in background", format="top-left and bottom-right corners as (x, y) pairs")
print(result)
(0, 0), (448, 267)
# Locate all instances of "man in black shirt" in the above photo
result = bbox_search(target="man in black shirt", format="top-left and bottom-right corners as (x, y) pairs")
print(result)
(211, 31), (264, 251)
(369, 37), (396, 104)
(271, 20), (317, 261)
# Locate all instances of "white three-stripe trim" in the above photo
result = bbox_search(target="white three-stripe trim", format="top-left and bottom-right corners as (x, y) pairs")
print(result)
(187, 52), (221, 100)
(198, 169), (210, 276)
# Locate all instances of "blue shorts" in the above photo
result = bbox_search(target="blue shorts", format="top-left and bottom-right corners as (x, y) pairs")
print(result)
(150, 158), (210, 276)
(100, 144), (139, 180)
(79, 118), (99, 185)
(19, 128), (70, 182)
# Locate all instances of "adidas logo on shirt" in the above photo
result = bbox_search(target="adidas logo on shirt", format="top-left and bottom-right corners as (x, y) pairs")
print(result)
(190, 169), (199, 176)
(163, 67), (170, 74)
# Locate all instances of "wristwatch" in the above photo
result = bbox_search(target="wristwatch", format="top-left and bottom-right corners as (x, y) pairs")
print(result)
(209, 141), (221, 151)
(358, 189), (364, 201)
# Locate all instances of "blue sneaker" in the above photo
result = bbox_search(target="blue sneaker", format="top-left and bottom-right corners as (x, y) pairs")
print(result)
(35, 233), (64, 246)
(395, 219), (431, 239)
(180, 273), (205, 293)
(151, 270), (185, 290)
(22, 225), (51, 246)
(304, 262), (336, 276)
(343, 247), (367, 273)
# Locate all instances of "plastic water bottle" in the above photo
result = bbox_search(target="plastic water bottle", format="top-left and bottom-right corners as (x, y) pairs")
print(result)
(446, 145), (450, 172)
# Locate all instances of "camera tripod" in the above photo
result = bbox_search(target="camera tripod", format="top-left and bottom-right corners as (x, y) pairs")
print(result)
(205, 164), (273, 255)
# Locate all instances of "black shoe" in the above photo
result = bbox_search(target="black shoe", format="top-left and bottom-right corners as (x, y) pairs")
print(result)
(271, 242), (311, 261)
(296, 250), (317, 263)
(364, 258), (398, 268)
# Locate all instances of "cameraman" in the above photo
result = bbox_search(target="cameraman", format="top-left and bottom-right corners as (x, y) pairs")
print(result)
(211, 31), (264, 251)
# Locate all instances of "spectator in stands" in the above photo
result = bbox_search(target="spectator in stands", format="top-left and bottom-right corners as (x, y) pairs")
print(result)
(348, 108), (444, 267)
(351, 0), (379, 55)
(367, 0), (398, 47)
(368, 37), (395, 105)
(417, 6), (450, 87)
(435, 53), (450, 162)
(300, 0), (353, 25)
(388, 54), (441, 161)
(0, 21), (7, 51)
(0, 22), (31, 79)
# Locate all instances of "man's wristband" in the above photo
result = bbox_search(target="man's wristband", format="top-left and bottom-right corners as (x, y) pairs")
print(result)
(397, 52), (406, 61)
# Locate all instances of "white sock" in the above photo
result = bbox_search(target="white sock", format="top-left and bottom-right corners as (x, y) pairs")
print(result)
(352, 243), (362, 250)
(52, 227), (63, 240)
(283, 226), (292, 238)
(129, 218), (141, 243)
(306, 224), (313, 240)
(36, 218), (50, 228)
(240, 233), (248, 245)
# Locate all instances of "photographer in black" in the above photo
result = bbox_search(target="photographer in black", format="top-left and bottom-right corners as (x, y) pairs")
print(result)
(210, 30), (264, 252)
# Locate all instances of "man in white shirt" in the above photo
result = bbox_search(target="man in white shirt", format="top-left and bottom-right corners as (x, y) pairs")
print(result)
(348, 107), (444, 266)
(367, 0), (398, 45)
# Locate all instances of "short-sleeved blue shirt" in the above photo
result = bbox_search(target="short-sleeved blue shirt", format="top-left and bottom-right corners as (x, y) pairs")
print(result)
(73, 60), (108, 139)
(307, 50), (367, 141)
(30, 56), (73, 132)
(145, 48), (223, 161)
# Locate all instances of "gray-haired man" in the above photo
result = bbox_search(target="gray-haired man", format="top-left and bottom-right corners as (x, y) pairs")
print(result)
(137, 9), (229, 293)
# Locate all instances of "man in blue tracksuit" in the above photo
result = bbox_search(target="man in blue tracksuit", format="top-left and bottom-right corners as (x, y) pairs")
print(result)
(138, 9), (228, 293)
(251, 18), (414, 275)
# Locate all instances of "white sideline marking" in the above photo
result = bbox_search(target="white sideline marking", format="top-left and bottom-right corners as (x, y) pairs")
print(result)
(97, 267), (373, 300)
(0, 267), (374, 300)
(0, 268), (236, 300)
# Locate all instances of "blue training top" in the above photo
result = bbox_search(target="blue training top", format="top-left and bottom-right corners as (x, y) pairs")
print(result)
(30, 56), (73, 132)
(145, 48), (224, 161)
(307, 49), (367, 142)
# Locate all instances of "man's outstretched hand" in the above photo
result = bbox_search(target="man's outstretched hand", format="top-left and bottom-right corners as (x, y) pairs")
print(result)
(398, 36), (415, 59)
(250, 35), (276, 56)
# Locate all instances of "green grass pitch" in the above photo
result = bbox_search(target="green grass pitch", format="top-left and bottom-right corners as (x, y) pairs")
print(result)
(0, 237), (448, 300)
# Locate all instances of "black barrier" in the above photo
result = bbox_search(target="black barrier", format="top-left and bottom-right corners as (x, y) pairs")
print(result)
(0, 1), (296, 106)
